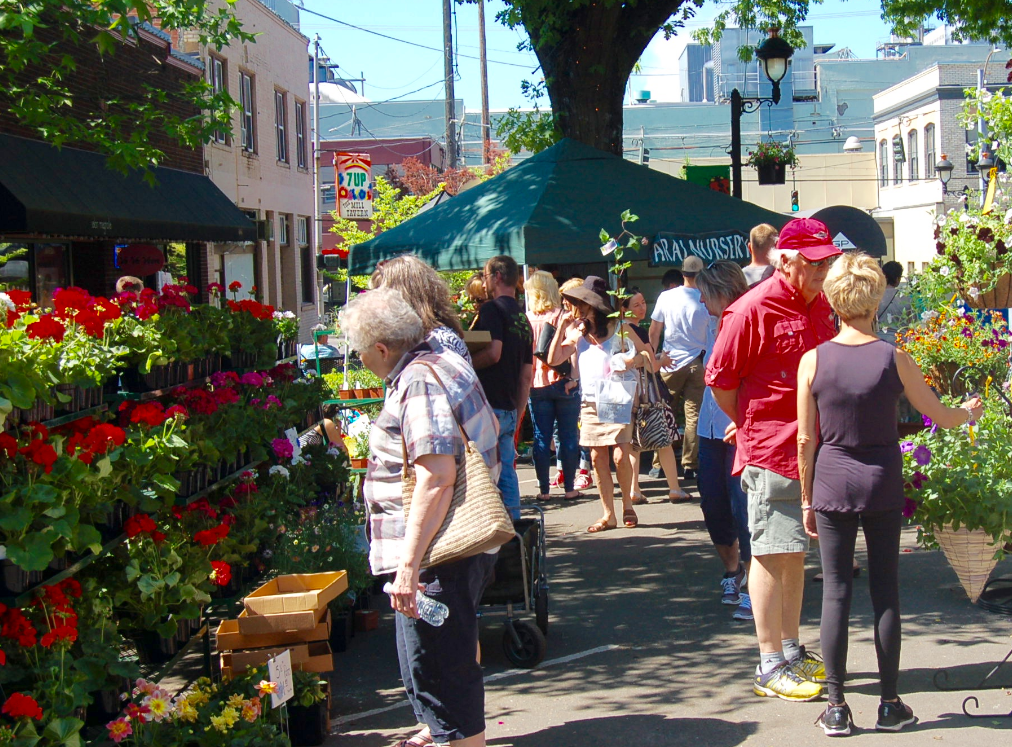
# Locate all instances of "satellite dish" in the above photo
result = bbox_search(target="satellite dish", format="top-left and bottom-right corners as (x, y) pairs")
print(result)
(843, 136), (863, 152)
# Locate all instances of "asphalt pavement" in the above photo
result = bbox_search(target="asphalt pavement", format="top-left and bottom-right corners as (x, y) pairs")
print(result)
(325, 462), (1012, 746)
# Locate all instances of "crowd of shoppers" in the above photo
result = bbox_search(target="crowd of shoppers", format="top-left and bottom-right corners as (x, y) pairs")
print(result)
(340, 219), (971, 744)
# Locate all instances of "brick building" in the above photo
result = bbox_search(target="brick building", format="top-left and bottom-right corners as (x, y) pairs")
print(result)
(0, 19), (254, 308)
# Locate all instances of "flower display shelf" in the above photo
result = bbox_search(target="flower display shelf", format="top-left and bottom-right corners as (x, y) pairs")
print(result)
(181, 462), (265, 507)
(2, 532), (126, 607)
(117, 375), (215, 403)
(324, 397), (384, 408)
(38, 402), (109, 430)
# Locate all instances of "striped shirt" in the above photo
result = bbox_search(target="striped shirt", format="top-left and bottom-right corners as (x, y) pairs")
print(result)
(363, 339), (500, 575)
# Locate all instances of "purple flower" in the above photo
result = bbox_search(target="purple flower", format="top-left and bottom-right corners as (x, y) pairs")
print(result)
(999, 339), (1009, 350)
(922, 415), (933, 428)
(913, 445), (931, 466)
(910, 470), (928, 490)
(902, 497), (919, 518)
(271, 438), (294, 460)
(240, 372), (265, 387)
(982, 338), (994, 348)
(962, 327), (974, 338)
(900, 441), (915, 453)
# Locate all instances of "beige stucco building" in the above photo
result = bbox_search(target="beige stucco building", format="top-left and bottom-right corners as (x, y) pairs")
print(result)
(179, 0), (318, 341)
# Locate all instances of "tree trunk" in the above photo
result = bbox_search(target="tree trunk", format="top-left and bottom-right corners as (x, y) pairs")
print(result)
(527, 1), (686, 155)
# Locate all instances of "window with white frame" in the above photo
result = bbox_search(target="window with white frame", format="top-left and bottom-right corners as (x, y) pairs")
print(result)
(298, 216), (314, 304)
(278, 214), (290, 246)
(239, 72), (255, 153)
(209, 56), (227, 144)
(908, 130), (919, 181)
(925, 124), (937, 178)
(295, 101), (307, 169)
(275, 91), (288, 163)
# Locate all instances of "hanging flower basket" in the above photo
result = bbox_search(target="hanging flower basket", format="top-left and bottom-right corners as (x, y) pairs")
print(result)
(935, 526), (1000, 603)
(961, 271), (1012, 309)
(755, 162), (787, 185)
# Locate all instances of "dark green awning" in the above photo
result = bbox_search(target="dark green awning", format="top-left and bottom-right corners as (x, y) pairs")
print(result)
(349, 138), (788, 274)
(0, 134), (255, 242)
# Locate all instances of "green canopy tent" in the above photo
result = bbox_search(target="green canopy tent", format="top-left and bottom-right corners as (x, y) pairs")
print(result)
(349, 138), (791, 275)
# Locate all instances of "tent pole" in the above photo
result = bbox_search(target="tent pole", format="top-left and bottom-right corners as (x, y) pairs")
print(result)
(343, 265), (351, 385)
(522, 264), (529, 312)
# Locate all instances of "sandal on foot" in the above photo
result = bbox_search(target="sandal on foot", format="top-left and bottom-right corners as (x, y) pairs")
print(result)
(623, 508), (639, 528)
(631, 492), (648, 505)
(395, 736), (434, 747)
(669, 489), (692, 503)
(535, 493), (552, 502)
(563, 491), (583, 501)
(587, 519), (617, 533)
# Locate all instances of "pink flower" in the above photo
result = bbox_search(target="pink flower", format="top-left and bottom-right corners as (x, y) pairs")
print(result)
(240, 372), (265, 387)
(271, 438), (294, 460)
(107, 717), (132, 743)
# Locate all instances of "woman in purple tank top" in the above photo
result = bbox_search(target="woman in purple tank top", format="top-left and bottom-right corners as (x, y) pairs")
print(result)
(796, 253), (982, 736)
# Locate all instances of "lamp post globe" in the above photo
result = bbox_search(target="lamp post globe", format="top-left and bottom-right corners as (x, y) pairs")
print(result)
(977, 150), (996, 183)
(755, 29), (794, 105)
(935, 154), (954, 193)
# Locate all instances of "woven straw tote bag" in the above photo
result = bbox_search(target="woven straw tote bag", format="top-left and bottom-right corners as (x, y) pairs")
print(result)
(401, 362), (514, 568)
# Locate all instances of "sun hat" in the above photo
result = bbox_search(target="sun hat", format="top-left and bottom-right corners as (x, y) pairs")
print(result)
(681, 255), (705, 275)
(777, 218), (843, 262)
(562, 275), (613, 315)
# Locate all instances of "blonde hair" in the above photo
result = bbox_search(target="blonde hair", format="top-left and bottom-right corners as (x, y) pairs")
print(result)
(822, 252), (886, 321)
(370, 255), (464, 337)
(524, 271), (561, 313)
(558, 277), (582, 313)
(749, 223), (779, 258)
(465, 273), (486, 303)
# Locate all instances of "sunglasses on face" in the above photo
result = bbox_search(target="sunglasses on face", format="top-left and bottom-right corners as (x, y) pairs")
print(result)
(802, 255), (838, 268)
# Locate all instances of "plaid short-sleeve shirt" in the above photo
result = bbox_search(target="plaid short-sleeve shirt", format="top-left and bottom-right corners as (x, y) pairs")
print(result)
(363, 340), (501, 575)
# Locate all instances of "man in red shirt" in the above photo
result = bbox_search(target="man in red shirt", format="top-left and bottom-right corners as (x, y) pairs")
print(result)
(705, 218), (841, 702)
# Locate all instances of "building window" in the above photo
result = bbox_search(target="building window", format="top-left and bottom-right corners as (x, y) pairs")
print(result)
(907, 261), (916, 275)
(295, 101), (307, 169)
(924, 124), (936, 178)
(278, 214), (290, 246)
(298, 216), (314, 304)
(209, 56), (227, 144)
(879, 139), (889, 186)
(275, 91), (288, 163)
(892, 135), (904, 185)
(966, 126), (978, 174)
(908, 130), (919, 181)
(239, 72), (255, 153)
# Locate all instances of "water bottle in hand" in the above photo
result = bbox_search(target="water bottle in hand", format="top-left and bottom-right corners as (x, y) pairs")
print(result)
(383, 582), (449, 626)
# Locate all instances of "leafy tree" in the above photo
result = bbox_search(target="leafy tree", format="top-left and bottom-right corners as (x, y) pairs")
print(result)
(880, 0), (1012, 49)
(399, 146), (511, 196)
(0, 1), (252, 175)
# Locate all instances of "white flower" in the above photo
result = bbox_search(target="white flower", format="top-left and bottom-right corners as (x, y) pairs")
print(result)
(921, 310), (940, 322)
(268, 465), (290, 479)
(969, 286), (981, 299)
(0, 293), (14, 312)
(981, 90), (994, 103)
(959, 211), (971, 222)
(326, 446), (342, 458)
(940, 266), (951, 276)
(290, 455), (307, 466)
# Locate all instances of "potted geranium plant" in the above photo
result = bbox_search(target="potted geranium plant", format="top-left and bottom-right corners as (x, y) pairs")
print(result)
(746, 139), (799, 185)
(902, 397), (1012, 602)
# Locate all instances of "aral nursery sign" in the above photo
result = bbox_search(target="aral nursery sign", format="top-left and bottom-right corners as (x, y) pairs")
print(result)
(649, 230), (749, 266)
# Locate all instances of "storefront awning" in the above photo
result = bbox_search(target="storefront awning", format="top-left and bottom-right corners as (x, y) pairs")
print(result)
(0, 134), (256, 242)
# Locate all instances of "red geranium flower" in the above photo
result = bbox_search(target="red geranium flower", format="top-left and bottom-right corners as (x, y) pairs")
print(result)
(129, 403), (168, 429)
(53, 286), (92, 316)
(210, 560), (232, 587)
(1, 693), (43, 720)
(125, 514), (158, 538)
(165, 404), (189, 420)
(0, 433), (17, 459)
(26, 314), (66, 342)
(207, 282), (225, 295)
(6, 290), (32, 311)
(194, 524), (229, 546)
(228, 281), (242, 292)
(82, 424), (126, 455)
(19, 440), (58, 473)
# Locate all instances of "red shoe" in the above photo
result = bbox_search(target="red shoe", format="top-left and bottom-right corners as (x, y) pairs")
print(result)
(574, 469), (593, 490)
(552, 471), (565, 489)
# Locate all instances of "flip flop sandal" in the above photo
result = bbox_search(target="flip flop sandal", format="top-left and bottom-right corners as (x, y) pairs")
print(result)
(535, 494), (552, 502)
(563, 491), (583, 501)
(631, 493), (648, 505)
(587, 519), (617, 533)
(669, 489), (692, 503)
(623, 509), (639, 528)
(395, 737), (434, 747)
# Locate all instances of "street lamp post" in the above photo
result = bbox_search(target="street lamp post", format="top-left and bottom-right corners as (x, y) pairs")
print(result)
(935, 154), (954, 194)
(730, 30), (794, 199)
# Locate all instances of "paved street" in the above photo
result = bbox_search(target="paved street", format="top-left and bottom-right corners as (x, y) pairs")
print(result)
(326, 463), (1012, 746)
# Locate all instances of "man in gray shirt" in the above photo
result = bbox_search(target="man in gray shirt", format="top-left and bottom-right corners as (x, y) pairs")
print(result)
(743, 223), (779, 288)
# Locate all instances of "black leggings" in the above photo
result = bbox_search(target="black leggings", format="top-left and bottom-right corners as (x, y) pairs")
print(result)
(815, 509), (903, 705)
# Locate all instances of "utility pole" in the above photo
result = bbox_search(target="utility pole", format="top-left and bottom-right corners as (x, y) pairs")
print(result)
(638, 126), (646, 165)
(478, 0), (491, 164)
(443, 0), (458, 168)
(312, 35), (323, 317)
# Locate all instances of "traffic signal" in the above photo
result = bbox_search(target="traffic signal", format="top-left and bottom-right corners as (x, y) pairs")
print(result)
(641, 148), (650, 166)
(892, 136), (906, 162)
(791, 190), (799, 212)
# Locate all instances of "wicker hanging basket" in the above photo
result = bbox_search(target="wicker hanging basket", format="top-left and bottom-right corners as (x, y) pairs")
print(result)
(960, 271), (1012, 309)
(935, 525), (1000, 603)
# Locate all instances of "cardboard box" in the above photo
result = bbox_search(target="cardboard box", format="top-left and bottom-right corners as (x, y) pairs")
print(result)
(463, 330), (491, 353)
(217, 610), (332, 651)
(219, 641), (334, 674)
(243, 571), (348, 616)
(235, 607), (326, 636)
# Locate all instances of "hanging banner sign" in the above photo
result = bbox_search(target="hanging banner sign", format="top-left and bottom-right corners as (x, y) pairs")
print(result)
(648, 230), (749, 267)
(115, 244), (165, 276)
(336, 152), (374, 219)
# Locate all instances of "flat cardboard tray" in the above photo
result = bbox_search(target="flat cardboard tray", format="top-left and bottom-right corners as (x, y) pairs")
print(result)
(219, 641), (334, 674)
(462, 330), (491, 353)
(235, 606), (327, 636)
(217, 610), (332, 651)
(243, 571), (348, 616)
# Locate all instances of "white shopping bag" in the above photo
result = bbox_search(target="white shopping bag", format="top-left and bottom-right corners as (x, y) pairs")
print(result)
(595, 379), (637, 424)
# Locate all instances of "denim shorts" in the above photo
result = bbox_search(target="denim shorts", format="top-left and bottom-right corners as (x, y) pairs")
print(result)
(740, 465), (810, 556)
(394, 553), (497, 742)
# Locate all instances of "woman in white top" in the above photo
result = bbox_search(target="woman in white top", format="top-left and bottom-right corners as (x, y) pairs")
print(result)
(548, 277), (652, 533)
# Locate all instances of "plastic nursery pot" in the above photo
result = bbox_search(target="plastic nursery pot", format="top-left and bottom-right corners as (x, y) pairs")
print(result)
(338, 390), (353, 400)
(349, 457), (368, 469)
(755, 162), (787, 185)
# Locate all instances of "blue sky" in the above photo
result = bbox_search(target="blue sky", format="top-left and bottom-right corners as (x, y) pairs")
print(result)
(298, 0), (897, 110)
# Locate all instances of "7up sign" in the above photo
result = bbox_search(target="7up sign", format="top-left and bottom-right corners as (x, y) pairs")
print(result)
(336, 152), (374, 219)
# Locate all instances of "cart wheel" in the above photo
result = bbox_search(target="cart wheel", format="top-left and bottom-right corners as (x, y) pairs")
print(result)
(502, 621), (546, 668)
(535, 584), (549, 636)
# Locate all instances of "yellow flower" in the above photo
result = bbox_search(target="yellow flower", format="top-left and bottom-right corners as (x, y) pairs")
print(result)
(210, 706), (240, 732)
(226, 694), (245, 708)
(175, 701), (199, 723)
(257, 680), (278, 698)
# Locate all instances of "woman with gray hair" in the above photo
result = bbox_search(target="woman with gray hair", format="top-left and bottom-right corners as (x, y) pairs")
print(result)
(370, 255), (472, 363)
(340, 287), (500, 747)
(695, 261), (754, 623)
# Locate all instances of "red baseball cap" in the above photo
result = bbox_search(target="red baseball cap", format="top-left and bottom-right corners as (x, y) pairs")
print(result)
(777, 218), (842, 261)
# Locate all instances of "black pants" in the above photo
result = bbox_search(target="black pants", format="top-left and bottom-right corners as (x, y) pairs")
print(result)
(815, 508), (903, 705)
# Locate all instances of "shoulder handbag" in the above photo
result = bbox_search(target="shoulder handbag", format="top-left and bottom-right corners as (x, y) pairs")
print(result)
(632, 358), (680, 452)
(533, 312), (572, 379)
(400, 361), (515, 568)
